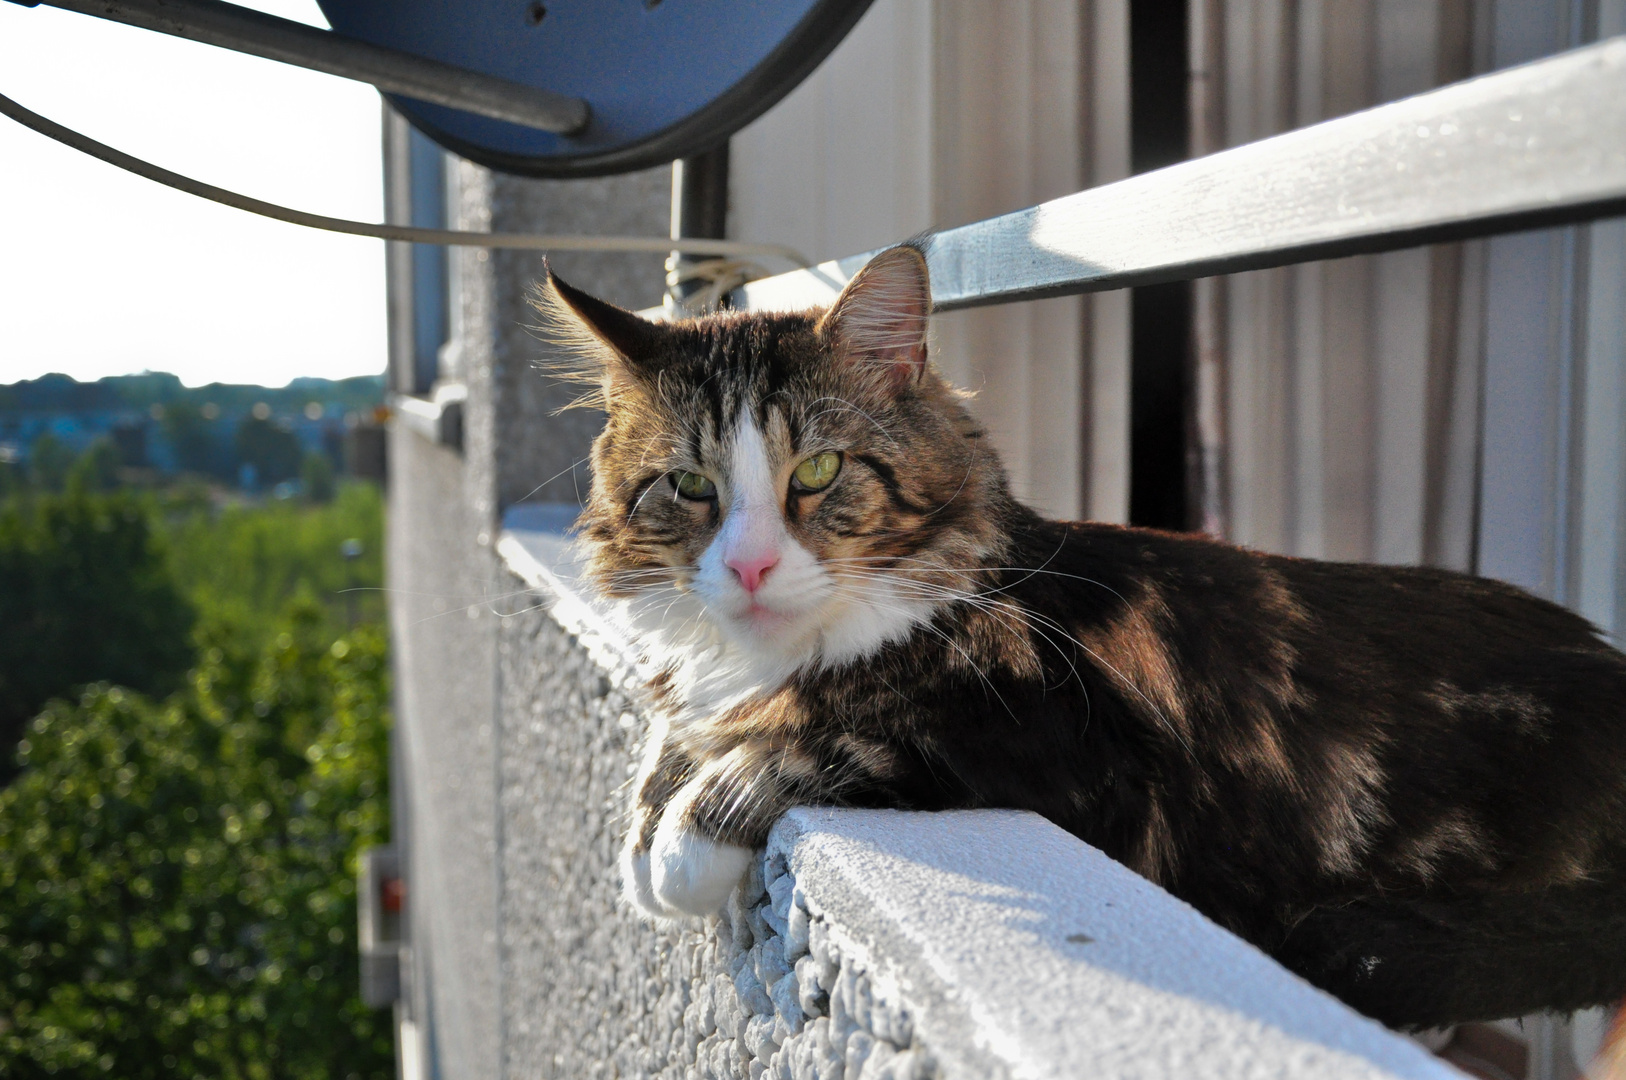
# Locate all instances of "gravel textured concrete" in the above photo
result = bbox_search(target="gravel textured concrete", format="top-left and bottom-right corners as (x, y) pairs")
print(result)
(452, 160), (671, 514)
(493, 597), (926, 1080)
(491, 523), (1466, 1080)
(387, 425), (502, 1080)
(390, 149), (670, 1078)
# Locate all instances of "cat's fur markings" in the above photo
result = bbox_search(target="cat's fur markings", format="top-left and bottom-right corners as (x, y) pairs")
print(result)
(539, 245), (1626, 1029)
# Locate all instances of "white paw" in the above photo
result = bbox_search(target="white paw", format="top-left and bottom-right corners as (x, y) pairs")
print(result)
(619, 842), (668, 919)
(649, 813), (751, 917)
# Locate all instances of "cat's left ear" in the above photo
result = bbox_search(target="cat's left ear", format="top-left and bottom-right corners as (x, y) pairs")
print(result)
(817, 245), (931, 388)
(534, 267), (669, 407)
(541, 269), (664, 366)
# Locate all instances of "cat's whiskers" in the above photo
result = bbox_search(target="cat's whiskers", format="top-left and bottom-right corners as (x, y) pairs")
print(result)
(618, 543), (1122, 722)
(893, 578), (1171, 747)
(922, 441), (977, 518)
(826, 566), (1098, 720)
(385, 583), (576, 629)
(822, 553), (1132, 607)
(820, 579), (1016, 717)
(513, 455), (593, 507)
(829, 571), (1048, 666)
(877, 551), (1185, 749)
(800, 396), (902, 448)
(354, 584), (540, 603)
(616, 570), (824, 718)
(633, 585), (705, 637)
(631, 429), (685, 475)
(627, 475), (674, 520)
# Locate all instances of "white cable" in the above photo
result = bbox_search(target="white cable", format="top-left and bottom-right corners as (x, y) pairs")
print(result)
(0, 88), (812, 266)
(665, 256), (770, 315)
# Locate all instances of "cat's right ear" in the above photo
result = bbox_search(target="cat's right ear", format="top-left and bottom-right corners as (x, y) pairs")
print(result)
(816, 244), (931, 389)
(533, 268), (665, 407)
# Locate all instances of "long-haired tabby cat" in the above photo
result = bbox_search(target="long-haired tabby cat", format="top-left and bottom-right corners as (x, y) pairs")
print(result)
(540, 245), (1626, 1030)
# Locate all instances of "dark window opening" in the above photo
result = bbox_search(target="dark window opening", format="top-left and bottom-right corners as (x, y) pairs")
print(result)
(1128, 1), (1193, 530)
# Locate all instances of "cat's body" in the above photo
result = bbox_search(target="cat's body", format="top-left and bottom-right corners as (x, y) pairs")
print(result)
(542, 246), (1626, 1029)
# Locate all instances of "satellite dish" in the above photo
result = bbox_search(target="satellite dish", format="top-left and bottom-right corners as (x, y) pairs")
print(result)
(317, 0), (877, 178)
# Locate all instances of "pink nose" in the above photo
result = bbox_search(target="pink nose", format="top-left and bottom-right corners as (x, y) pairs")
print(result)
(725, 552), (780, 593)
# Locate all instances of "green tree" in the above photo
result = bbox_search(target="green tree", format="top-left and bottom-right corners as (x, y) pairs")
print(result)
(301, 451), (336, 504)
(159, 401), (216, 476)
(27, 433), (75, 491)
(0, 611), (394, 1079)
(67, 438), (122, 493)
(234, 417), (301, 487)
(165, 482), (383, 649)
(0, 491), (195, 778)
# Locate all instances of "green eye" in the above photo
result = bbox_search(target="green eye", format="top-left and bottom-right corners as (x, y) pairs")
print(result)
(672, 471), (716, 500)
(791, 451), (842, 493)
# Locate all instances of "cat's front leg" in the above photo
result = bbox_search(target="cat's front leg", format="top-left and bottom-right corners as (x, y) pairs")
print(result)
(620, 727), (783, 918)
(620, 727), (700, 919)
(643, 741), (813, 917)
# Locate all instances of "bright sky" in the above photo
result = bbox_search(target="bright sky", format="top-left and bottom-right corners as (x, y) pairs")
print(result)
(0, 0), (387, 388)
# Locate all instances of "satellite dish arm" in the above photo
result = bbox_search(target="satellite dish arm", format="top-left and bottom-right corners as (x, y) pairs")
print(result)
(16, 0), (590, 134)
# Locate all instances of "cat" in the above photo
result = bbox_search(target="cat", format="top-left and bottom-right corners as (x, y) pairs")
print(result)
(538, 244), (1626, 1030)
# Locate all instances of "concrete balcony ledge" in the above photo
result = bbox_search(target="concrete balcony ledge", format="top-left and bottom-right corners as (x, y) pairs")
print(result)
(495, 507), (1457, 1080)
(761, 809), (1455, 1080)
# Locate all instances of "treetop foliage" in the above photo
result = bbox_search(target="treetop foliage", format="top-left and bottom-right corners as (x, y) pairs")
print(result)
(166, 481), (384, 651)
(0, 472), (391, 1077)
(0, 489), (196, 779)
(0, 609), (393, 1080)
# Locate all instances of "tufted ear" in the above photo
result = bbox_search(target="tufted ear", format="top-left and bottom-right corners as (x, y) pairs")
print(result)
(534, 267), (668, 407)
(817, 245), (932, 389)
(543, 269), (665, 363)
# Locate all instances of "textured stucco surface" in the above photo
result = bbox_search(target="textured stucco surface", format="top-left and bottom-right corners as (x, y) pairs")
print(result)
(391, 150), (672, 1079)
(386, 425), (502, 1080)
(450, 160), (671, 513)
(494, 596), (684, 1078)
(493, 594), (927, 1080)
(492, 526), (1465, 1080)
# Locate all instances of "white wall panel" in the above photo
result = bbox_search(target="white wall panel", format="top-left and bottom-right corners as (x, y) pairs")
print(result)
(728, 0), (934, 266)
(1205, 0), (1483, 566)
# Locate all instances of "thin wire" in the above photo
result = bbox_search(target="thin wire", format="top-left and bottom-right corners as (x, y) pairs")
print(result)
(665, 257), (769, 315)
(0, 88), (813, 266)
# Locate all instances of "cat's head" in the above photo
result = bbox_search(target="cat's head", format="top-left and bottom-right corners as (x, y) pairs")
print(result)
(539, 245), (1010, 672)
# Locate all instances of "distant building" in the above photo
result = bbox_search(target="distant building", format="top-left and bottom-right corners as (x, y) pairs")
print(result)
(0, 371), (385, 486)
